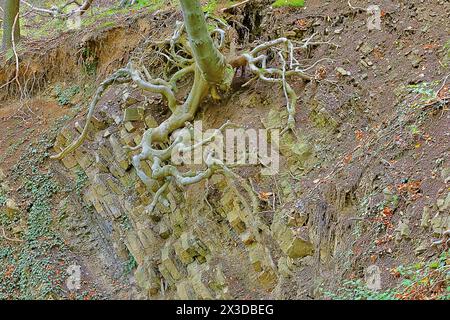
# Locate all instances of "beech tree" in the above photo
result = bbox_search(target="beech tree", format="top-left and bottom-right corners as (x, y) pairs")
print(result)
(2, 0), (20, 50)
(52, 0), (319, 213)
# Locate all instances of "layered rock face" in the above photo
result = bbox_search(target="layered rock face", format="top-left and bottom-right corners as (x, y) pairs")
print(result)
(49, 86), (322, 299)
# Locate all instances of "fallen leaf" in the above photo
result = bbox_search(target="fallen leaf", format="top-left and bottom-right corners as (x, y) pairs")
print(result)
(423, 43), (436, 50)
(315, 66), (327, 80)
(295, 18), (308, 30)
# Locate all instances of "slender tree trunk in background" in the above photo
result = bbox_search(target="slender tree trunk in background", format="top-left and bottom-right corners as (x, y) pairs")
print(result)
(2, 0), (20, 50)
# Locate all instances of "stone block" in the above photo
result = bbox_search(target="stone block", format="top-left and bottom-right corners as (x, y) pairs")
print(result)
(74, 148), (94, 170)
(430, 213), (450, 236)
(123, 107), (145, 122)
(90, 115), (108, 131)
(272, 221), (314, 258)
(161, 244), (184, 281)
(176, 281), (197, 299)
(4, 199), (20, 219)
(257, 268), (278, 289)
(170, 209), (185, 238)
(187, 263), (214, 299)
(125, 231), (145, 265)
(174, 239), (195, 265)
(93, 175), (109, 197)
(74, 121), (95, 140)
(135, 261), (160, 297)
(124, 122), (136, 133)
(420, 207), (431, 228)
(248, 243), (266, 272)
(166, 192), (178, 211)
(109, 162), (127, 179)
(227, 209), (246, 233)
(61, 154), (78, 169)
(137, 227), (158, 257)
(240, 230), (256, 246)
(106, 177), (124, 195)
(120, 128), (135, 146)
(109, 135), (130, 170)
(129, 128), (141, 145)
(102, 194), (123, 219)
(437, 193), (450, 212)
(145, 114), (158, 128)
(158, 221), (172, 239)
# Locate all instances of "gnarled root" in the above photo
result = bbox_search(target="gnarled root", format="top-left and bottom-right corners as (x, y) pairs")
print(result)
(237, 35), (331, 133)
(51, 13), (331, 216)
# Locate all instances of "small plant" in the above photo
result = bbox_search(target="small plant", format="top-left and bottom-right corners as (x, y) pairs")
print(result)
(134, 0), (151, 8)
(55, 85), (80, 106)
(75, 168), (89, 195)
(119, 215), (132, 231)
(129, 0), (168, 10)
(124, 252), (138, 275)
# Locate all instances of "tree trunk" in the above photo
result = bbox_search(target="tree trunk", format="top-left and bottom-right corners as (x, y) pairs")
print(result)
(179, 0), (228, 84)
(77, 0), (94, 16)
(2, 0), (20, 50)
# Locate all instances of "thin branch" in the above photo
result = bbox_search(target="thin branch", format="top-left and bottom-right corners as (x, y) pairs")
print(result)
(51, 70), (131, 160)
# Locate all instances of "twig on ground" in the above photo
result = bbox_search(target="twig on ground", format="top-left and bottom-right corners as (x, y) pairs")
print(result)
(348, 0), (366, 11)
